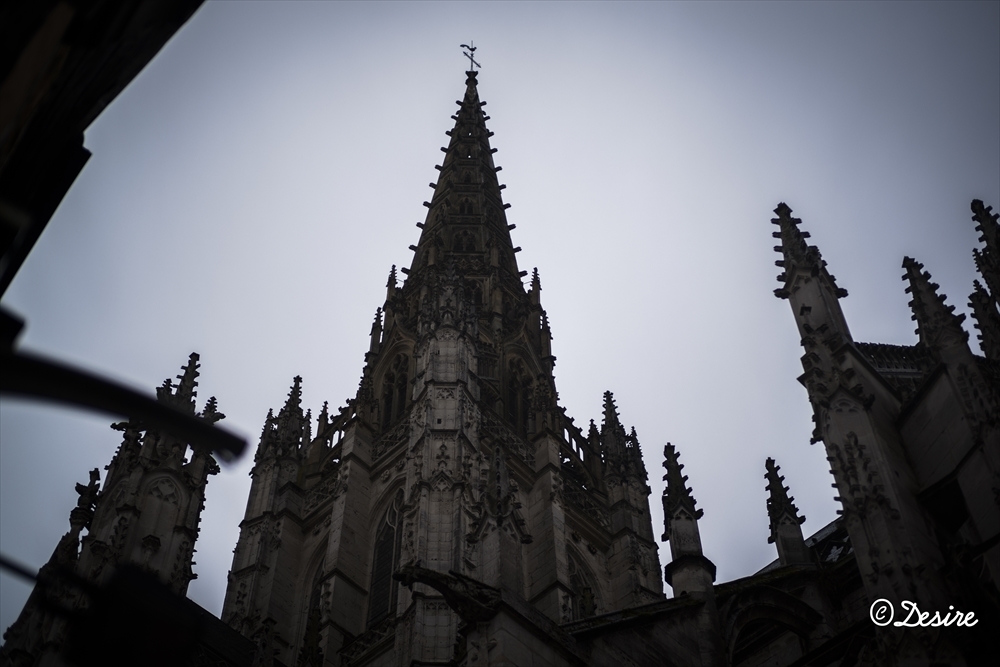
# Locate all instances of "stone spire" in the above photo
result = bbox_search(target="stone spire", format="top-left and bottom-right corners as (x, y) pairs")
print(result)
(969, 200), (1000, 360)
(660, 443), (715, 596)
(901, 256), (968, 351)
(971, 199), (1000, 303)
(156, 352), (200, 412)
(274, 375), (305, 453)
(404, 70), (520, 281)
(969, 280), (1000, 360)
(600, 392), (645, 483)
(368, 307), (383, 356)
(661, 443), (702, 540)
(771, 203), (852, 341)
(764, 458), (810, 565)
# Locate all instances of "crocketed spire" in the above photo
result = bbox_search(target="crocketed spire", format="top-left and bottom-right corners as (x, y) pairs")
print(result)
(902, 257), (968, 350)
(764, 457), (805, 544)
(661, 442), (702, 541)
(404, 70), (520, 281)
(771, 203), (848, 301)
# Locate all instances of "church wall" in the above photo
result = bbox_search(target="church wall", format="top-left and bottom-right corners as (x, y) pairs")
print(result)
(898, 371), (976, 489)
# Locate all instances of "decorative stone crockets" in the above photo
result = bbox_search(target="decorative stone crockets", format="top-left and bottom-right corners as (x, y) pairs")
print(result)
(220, 69), (663, 667)
(1, 354), (223, 666)
(764, 457), (809, 565)
(79, 352), (222, 595)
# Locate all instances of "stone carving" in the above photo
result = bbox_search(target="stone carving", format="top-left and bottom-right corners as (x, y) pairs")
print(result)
(478, 411), (535, 467)
(394, 565), (500, 623)
(341, 614), (397, 665)
(372, 419), (410, 463)
(562, 475), (609, 529)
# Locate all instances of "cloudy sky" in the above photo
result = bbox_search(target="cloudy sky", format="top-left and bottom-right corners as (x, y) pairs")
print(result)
(2, 1), (998, 631)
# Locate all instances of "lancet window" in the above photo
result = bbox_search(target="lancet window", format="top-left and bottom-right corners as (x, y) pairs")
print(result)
(380, 355), (409, 430)
(567, 551), (598, 620)
(505, 362), (532, 438)
(367, 490), (404, 627)
(299, 567), (325, 666)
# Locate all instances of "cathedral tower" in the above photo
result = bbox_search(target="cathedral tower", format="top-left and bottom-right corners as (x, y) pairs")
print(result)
(1, 354), (223, 665)
(221, 70), (662, 667)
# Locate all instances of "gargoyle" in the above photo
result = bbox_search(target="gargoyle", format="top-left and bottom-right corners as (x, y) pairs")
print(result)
(393, 564), (500, 623)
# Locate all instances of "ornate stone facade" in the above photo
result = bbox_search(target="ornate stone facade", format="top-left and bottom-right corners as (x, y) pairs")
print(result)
(4, 70), (998, 667)
(219, 71), (663, 667)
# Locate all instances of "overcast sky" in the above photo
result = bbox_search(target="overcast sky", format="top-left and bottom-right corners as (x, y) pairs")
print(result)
(2, 1), (998, 632)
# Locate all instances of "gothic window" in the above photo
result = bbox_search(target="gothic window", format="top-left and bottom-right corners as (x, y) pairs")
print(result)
(367, 490), (404, 627)
(299, 567), (324, 666)
(460, 199), (473, 215)
(567, 551), (597, 620)
(505, 363), (532, 437)
(380, 355), (409, 430)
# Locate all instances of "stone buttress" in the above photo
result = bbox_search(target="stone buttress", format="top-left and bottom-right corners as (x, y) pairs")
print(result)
(772, 202), (1000, 665)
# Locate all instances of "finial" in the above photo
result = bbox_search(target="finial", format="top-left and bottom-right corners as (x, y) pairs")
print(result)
(387, 265), (398, 288)
(661, 443), (702, 541)
(764, 457), (804, 544)
(460, 42), (481, 72)
(602, 391), (619, 425)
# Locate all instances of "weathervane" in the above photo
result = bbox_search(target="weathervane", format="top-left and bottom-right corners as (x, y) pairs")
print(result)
(460, 42), (481, 71)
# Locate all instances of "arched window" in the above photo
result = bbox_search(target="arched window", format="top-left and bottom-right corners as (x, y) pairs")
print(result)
(299, 568), (325, 666)
(505, 362), (532, 437)
(568, 551), (597, 620)
(367, 490), (404, 627)
(380, 356), (409, 430)
(381, 373), (395, 431)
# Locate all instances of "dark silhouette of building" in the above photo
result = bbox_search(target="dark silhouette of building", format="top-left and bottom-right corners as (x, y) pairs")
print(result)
(3, 64), (998, 667)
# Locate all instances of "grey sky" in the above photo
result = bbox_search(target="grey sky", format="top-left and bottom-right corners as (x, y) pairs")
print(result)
(2, 1), (998, 631)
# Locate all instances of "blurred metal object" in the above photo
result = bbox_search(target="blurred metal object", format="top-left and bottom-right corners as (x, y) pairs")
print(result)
(0, 344), (246, 461)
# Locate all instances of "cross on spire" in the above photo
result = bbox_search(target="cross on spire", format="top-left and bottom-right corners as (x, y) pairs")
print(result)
(460, 42), (481, 71)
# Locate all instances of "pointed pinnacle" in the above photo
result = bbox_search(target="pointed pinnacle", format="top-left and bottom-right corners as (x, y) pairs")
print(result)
(260, 408), (275, 441)
(172, 352), (201, 410)
(662, 443), (702, 538)
(770, 203), (847, 300)
(387, 265), (398, 289)
(901, 257), (967, 348)
(971, 201), (1000, 304)
(531, 267), (540, 292)
(971, 200), (999, 251)
(602, 391), (620, 426)
(282, 376), (303, 415)
(199, 396), (225, 424)
(764, 458), (803, 543)
(969, 280), (1000, 360)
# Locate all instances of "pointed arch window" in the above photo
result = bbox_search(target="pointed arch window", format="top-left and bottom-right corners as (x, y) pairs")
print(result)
(299, 567), (325, 666)
(380, 355), (409, 430)
(367, 490), (404, 627)
(505, 364), (532, 438)
(567, 551), (597, 620)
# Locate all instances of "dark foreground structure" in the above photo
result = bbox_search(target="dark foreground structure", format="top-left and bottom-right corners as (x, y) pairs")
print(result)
(3, 49), (999, 667)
